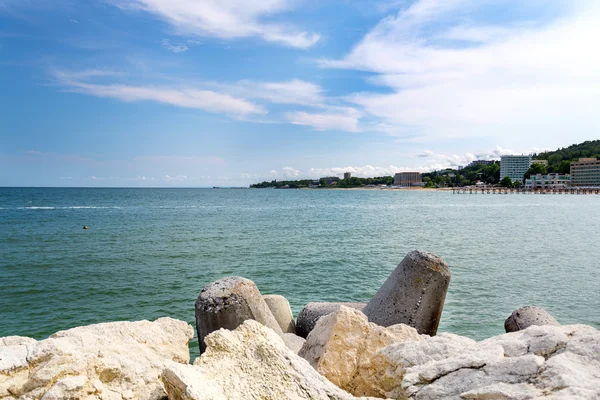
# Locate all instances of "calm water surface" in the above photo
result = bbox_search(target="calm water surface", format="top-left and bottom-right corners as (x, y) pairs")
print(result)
(1, 188), (599, 358)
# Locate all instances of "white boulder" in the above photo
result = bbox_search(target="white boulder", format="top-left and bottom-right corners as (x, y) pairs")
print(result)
(372, 324), (600, 399)
(161, 319), (381, 400)
(0, 317), (194, 400)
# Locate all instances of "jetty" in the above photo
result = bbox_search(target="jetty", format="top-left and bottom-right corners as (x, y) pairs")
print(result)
(452, 187), (600, 194)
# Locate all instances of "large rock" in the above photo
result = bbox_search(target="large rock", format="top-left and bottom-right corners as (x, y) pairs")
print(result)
(299, 306), (423, 397)
(368, 324), (600, 399)
(161, 319), (380, 400)
(195, 276), (283, 353)
(263, 294), (296, 334)
(505, 306), (560, 332)
(296, 302), (366, 338)
(363, 250), (450, 336)
(0, 317), (194, 400)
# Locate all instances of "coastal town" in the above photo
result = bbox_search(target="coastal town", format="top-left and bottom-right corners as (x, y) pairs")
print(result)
(251, 140), (600, 190)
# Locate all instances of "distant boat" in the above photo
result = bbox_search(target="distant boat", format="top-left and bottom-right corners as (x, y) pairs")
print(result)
(213, 187), (220, 189)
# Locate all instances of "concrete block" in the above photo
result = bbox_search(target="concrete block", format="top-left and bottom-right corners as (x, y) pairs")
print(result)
(282, 333), (306, 354)
(363, 250), (450, 336)
(295, 302), (366, 338)
(195, 276), (283, 353)
(505, 306), (560, 333)
(263, 294), (296, 334)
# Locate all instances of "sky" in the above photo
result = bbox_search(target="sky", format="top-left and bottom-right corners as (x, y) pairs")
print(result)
(1, 0), (599, 187)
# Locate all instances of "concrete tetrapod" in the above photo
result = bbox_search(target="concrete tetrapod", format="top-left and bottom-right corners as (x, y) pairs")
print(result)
(263, 294), (296, 334)
(363, 250), (450, 335)
(195, 276), (283, 353)
(504, 306), (560, 333)
(296, 302), (366, 338)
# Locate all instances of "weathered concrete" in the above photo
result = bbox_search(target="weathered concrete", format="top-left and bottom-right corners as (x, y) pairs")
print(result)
(263, 294), (296, 334)
(195, 276), (283, 353)
(505, 306), (560, 332)
(363, 250), (450, 335)
(295, 302), (366, 338)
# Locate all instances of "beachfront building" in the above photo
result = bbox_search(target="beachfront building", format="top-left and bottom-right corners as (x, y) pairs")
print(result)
(344, 172), (352, 180)
(500, 155), (532, 182)
(532, 160), (549, 167)
(468, 160), (493, 168)
(524, 173), (571, 190)
(393, 172), (424, 187)
(571, 158), (600, 187)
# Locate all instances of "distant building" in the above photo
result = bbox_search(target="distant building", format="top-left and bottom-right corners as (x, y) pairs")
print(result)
(524, 173), (570, 189)
(344, 172), (352, 180)
(500, 155), (532, 182)
(570, 158), (600, 187)
(468, 160), (493, 168)
(322, 176), (340, 185)
(393, 172), (424, 187)
(531, 160), (549, 167)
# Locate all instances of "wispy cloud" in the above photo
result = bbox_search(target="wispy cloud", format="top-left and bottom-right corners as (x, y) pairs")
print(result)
(322, 0), (600, 144)
(285, 108), (361, 132)
(108, 0), (320, 49)
(53, 69), (265, 117)
(231, 79), (325, 106)
(161, 39), (188, 53)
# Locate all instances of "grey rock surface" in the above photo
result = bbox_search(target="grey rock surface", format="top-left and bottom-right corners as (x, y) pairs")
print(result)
(263, 294), (296, 334)
(295, 302), (366, 338)
(195, 276), (283, 353)
(363, 250), (450, 335)
(505, 306), (560, 333)
(371, 323), (600, 399)
(282, 333), (306, 354)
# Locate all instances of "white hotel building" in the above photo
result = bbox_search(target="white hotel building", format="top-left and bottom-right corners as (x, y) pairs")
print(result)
(500, 155), (532, 182)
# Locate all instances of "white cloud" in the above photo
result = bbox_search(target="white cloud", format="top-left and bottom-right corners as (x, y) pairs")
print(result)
(161, 39), (188, 53)
(232, 79), (325, 106)
(69, 18), (79, 24)
(285, 108), (361, 132)
(322, 0), (600, 145)
(281, 166), (300, 178)
(416, 150), (434, 158)
(109, 0), (319, 48)
(53, 70), (265, 116)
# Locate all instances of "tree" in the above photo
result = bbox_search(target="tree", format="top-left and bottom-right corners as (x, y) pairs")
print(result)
(500, 176), (513, 187)
(524, 163), (547, 180)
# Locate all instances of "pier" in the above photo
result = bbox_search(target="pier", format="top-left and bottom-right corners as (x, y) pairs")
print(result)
(452, 187), (600, 195)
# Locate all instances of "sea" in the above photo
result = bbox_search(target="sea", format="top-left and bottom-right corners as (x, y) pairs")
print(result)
(1, 187), (599, 358)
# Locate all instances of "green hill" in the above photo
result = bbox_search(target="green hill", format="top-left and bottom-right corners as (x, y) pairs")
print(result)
(535, 140), (600, 173)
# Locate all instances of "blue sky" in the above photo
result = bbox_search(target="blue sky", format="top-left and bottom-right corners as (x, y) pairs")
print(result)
(1, 0), (599, 187)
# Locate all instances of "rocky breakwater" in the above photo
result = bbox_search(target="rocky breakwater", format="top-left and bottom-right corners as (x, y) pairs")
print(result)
(0, 317), (194, 399)
(3, 249), (600, 399)
(168, 307), (600, 400)
(185, 249), (599, 399)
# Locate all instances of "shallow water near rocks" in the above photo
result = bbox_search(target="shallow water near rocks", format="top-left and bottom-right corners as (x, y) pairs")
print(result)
(1, 187), (599, 360)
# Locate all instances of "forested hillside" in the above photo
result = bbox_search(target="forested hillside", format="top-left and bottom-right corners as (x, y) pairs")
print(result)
(534, 140), (600, 173)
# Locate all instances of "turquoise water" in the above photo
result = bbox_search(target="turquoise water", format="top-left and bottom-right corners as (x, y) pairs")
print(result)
(1, 187), (599, 359)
